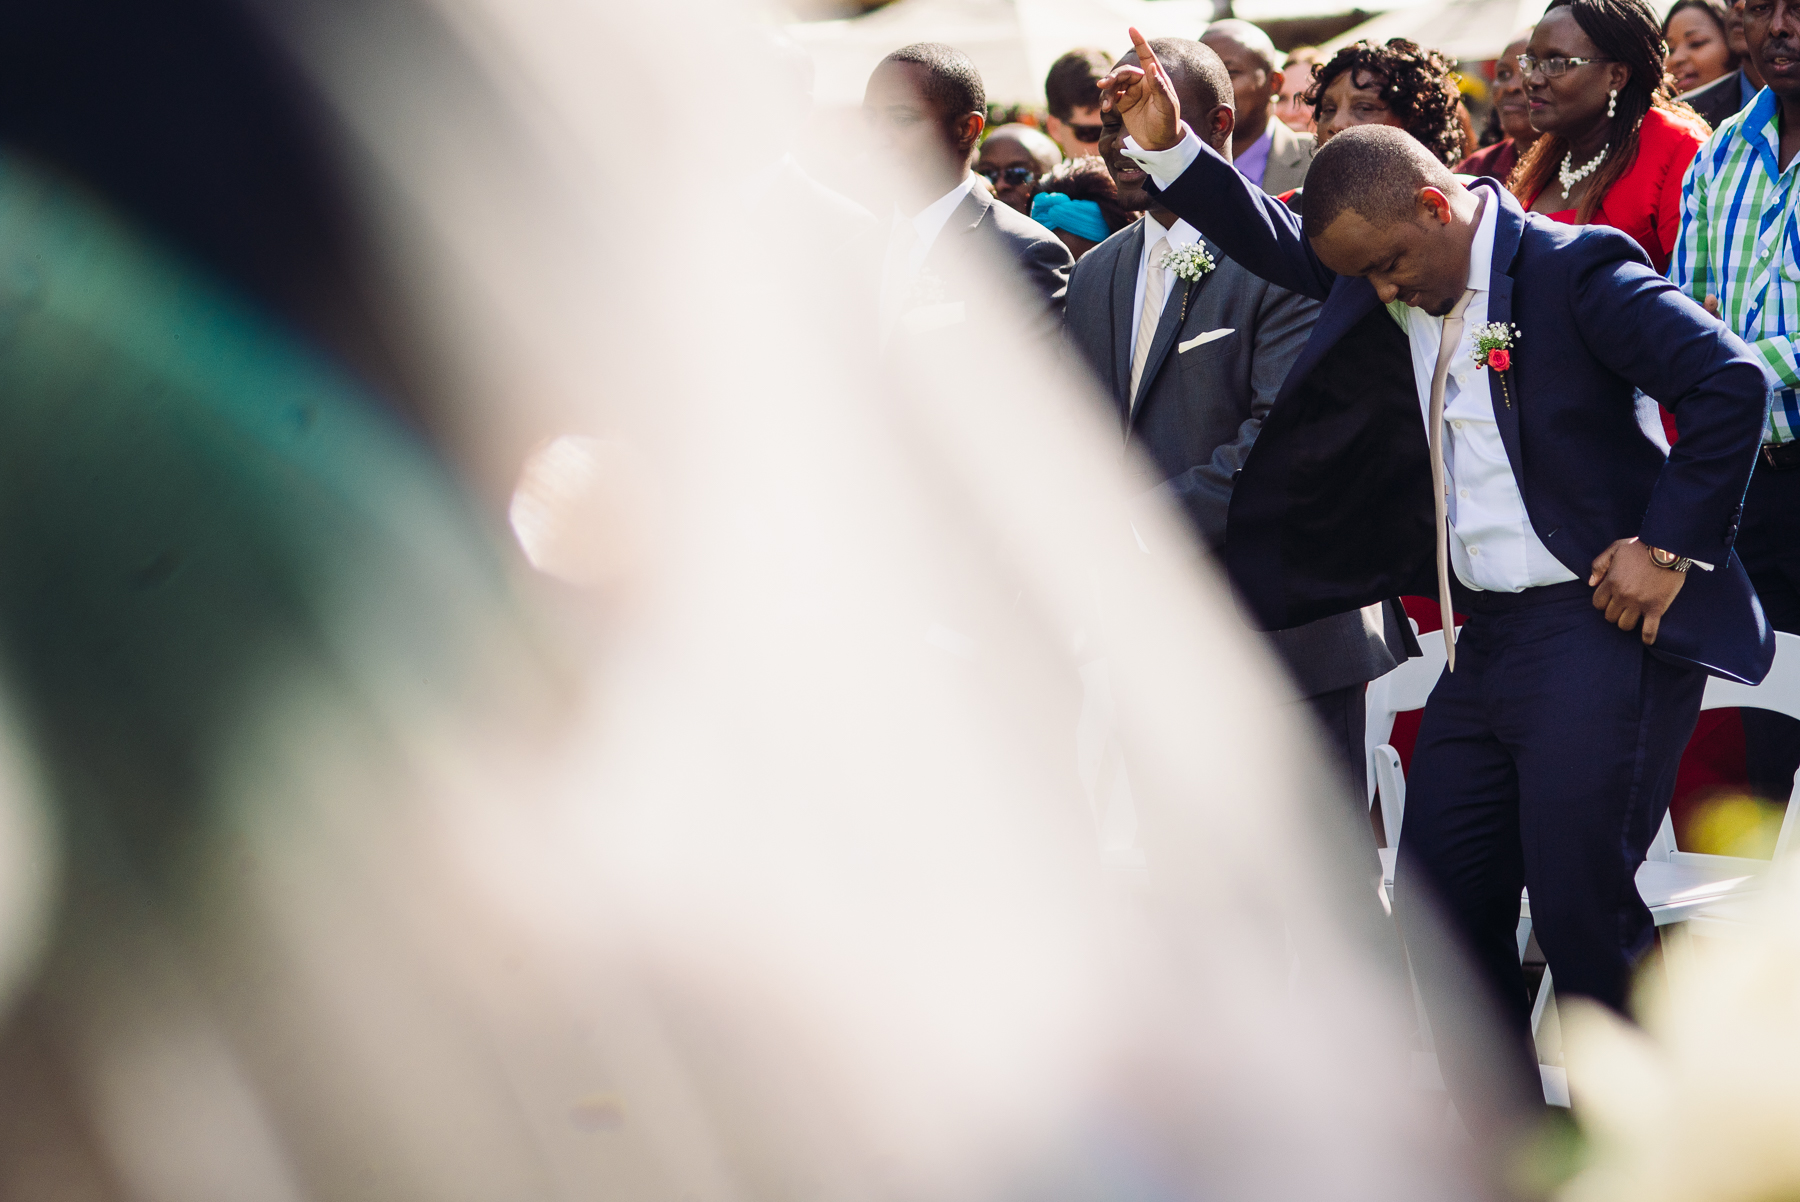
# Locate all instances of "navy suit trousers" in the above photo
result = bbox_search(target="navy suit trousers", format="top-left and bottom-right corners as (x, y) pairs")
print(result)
(1737, 464), (1800, 800)
(1395, 581), (1705, 1074)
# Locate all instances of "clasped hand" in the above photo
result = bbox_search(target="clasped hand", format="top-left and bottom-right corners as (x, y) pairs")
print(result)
(1095, 27), (1184, 152)
(1589, 537), (1685, 644)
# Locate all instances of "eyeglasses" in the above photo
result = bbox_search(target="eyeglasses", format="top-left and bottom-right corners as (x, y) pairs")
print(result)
(1068, 122), (1103, 144)
(1515, 53), (1616, 77)
(979, 165), (1038, 187)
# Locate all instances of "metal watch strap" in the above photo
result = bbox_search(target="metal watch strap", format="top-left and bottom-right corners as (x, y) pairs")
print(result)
(1648, 546), (1692, 573)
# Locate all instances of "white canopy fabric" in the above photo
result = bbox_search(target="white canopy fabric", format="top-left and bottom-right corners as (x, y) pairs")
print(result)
(1320, 0), (1550, 62)
(789, 0), (1214, 107)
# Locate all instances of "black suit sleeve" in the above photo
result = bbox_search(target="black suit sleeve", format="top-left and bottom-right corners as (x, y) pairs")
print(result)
(1021, 231), (1073, 322)
(1146, 131), (1337, 302)
(1570, 234), (1767, 564)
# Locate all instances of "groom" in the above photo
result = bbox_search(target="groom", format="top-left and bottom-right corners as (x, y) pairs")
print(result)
(1099, 30), (1770, 1109)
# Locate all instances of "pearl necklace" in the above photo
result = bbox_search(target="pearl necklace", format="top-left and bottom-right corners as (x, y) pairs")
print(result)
(1558, 143), (1609, 200)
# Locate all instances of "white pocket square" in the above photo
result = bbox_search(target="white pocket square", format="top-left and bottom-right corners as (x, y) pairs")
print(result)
(1179, 328), (1235, 353)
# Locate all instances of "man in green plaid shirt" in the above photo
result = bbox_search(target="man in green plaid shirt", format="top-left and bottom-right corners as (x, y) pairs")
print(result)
(1673, 0), (1800, 799)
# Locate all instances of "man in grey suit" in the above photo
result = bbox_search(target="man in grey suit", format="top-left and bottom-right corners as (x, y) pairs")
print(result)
(865, 43), (1073, 346)
(1201, 21), (1314, 196)
(1066, 37), (1411, 796)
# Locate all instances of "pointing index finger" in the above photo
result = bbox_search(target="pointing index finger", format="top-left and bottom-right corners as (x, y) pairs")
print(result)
(1128, 25), (1157, 71)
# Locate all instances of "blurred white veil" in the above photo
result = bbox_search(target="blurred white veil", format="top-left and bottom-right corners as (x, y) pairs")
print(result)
(0, 1), (1510, 1197)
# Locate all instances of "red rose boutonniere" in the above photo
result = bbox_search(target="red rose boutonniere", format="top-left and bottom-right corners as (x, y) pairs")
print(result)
(1470, 322), (1522, 408)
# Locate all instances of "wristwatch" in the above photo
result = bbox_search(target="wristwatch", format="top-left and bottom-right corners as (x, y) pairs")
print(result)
(1647, 545), (1693, 573)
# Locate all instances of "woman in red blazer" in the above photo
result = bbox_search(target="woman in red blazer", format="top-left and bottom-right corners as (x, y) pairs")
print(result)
(1511, 0), (1710, 274)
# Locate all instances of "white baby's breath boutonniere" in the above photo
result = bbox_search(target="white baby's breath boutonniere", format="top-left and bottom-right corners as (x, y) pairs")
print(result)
(1159, 243), (1216, 323)
(1159, 243), (1216, 284)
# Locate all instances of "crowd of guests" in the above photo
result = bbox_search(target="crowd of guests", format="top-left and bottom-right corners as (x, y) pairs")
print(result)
(870, 0), (1798, 784)
(959, 0), (1770, 281)
(846, 0), (1800, 1128)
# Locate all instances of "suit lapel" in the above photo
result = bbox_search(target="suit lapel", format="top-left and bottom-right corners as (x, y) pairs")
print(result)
(1130, 237), (1214, 417)
(918, 185), (990, 277)
(1109, 223), (1146, 420)
(1484, 183), (1529, 499)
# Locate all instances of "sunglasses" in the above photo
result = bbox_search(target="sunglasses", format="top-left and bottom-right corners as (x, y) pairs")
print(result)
(979, 165), (1038, 187)
(1068, 122), (1103, 144)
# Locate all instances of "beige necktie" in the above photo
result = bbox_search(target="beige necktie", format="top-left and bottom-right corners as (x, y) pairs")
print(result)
(1129, 236), (1170, 410)
(1429, 289), (1474, 671)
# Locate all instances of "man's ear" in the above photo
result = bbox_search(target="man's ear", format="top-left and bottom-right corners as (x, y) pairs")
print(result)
(955, 112), (986, 160)
(1207, 102), (1236, 151)
(1418, 185), (1453, 225)
(1268, 67), (1285, 98)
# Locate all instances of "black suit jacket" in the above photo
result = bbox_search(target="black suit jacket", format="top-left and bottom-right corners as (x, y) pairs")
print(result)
(1149, 136), (1774, 683)
(1063, 219), (1412, 697)
(885, 182), (1072, 350)
(1681, 69), (1752, 132)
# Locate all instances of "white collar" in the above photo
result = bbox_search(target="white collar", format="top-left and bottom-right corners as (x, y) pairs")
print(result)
(1464, 185), (1499, 294)
(1141, 213), (1201, 257)
(897, 174), (979, 244)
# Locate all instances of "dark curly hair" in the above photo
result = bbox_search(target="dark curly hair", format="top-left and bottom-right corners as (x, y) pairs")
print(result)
(1306, 39), (1466, 166)
(1035, 155), (1136, 235)
(1511, 0), (1708, 221)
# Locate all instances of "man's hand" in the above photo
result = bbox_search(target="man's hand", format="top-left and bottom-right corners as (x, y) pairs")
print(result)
(1096, 27), (1183, 152)
(1704, 294), (1722, 318)
(1589, 537), (1687, 644)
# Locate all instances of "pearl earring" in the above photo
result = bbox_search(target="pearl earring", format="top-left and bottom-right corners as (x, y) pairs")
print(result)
(1607, 88), (1617, 118)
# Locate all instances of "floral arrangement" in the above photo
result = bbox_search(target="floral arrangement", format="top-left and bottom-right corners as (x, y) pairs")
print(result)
(1469, 320), (1522, 407)
(1159, 242), (1216, 284)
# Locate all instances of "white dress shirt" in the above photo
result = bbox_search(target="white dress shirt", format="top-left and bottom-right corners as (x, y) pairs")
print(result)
(879, 174), (979, 339)
(1131, 213), (1202, 363)
(1403, 191), (1575, 592)
(1123, 126), (1578, 592)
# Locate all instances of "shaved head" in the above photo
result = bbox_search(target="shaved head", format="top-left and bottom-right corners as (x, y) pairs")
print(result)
(1301, 124), (1481, 318)
(1201, 18), (1280, 72)
(983, 123), (1061, 169)
(1302, 124), (1459, 239)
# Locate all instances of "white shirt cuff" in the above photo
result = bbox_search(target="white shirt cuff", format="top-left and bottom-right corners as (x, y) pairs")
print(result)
(1122, 125), (1204, 191)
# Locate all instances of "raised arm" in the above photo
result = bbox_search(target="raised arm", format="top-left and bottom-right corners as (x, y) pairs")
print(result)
(1098, 29), (1337, 301)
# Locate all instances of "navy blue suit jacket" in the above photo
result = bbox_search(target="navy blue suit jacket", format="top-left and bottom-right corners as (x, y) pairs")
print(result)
(1149, 136), (1774, 683)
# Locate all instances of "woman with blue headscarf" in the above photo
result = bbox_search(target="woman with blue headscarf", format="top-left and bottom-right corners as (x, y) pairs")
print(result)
(1029, 156), (1136, 259)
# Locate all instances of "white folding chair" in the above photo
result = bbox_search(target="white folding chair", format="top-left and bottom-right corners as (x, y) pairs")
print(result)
(1364, 624), (1452, 888)
(1633, 630), (1800, 927)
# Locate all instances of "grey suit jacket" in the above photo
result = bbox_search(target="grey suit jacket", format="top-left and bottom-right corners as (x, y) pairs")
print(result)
(1259, 119), (1314, 196)
(1064, 218), (1406, 697)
